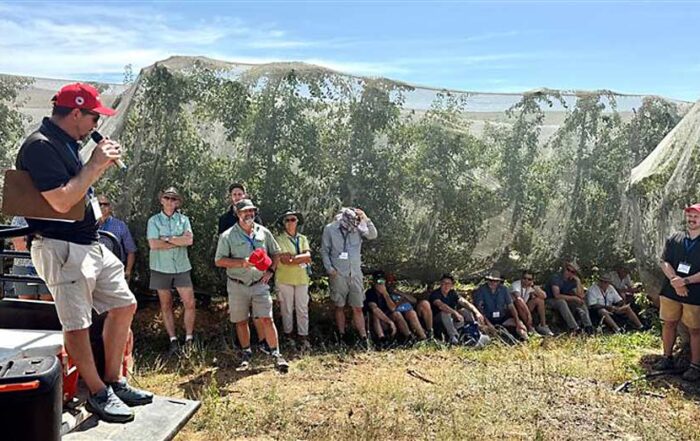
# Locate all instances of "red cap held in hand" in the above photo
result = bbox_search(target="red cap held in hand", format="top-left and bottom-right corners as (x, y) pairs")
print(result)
(249, 248), (272, 272)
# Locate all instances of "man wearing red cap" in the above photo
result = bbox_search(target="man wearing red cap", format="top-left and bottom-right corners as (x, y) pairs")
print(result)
(215, 199), (289, 372)
(656, 203), (700, 381)
(15, 83), (151, 422)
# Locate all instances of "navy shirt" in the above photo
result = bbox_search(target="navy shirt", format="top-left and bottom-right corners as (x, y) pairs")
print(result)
(545, 273), (578, 299)
(16, 118), (98, 245)
(218, 207), (263, 235)
(429, 289), (460, 315)
(364, 287), (390, 314)
(473, 284), (513, 325)
(661, 232), (700, 305)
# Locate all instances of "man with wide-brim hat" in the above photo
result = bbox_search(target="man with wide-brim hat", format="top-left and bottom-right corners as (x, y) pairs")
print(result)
(586, 273), (643, 333)
(473, 270), (528, 340)
(274, 208), (313, 351)
(147, 186), (196, 355)
(543, 261), (594, 334)
(215, 199), (289, 372)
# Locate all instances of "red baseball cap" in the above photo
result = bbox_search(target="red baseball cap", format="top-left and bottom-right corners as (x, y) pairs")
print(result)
(685, 203), (700, 214)
(248, 248), (272, 272)
(53, 83), (117, 116)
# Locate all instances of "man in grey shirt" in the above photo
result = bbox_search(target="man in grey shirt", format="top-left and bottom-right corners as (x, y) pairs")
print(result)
(322, 207), (377, 346)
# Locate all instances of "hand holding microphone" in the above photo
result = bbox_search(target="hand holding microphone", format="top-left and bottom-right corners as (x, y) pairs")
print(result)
(91, 131), (127, 170)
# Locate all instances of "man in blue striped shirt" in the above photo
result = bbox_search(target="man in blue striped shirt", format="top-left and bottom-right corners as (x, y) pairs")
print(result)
(98, 195), (137, 281)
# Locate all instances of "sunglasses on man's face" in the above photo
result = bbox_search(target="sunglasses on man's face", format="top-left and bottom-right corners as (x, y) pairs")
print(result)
(163, 196), (178, 201)
(284, 217), (298, 223)
(99, 202), (111, 207)
(523, 277), (534, 281)
(566, 267), (577, 274)
(81, 109), (100, 124)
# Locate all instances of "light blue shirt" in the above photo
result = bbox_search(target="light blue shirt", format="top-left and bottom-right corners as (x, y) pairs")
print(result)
(147, 211), (192, 274)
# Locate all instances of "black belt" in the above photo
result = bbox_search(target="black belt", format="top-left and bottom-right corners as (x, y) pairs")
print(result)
(227, 276), (262, 287)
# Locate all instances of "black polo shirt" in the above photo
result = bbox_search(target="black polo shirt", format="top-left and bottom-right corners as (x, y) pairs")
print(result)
(15, 117), (98, 245)
(661, 231), (700, 305)
(218, 207), (263, 235)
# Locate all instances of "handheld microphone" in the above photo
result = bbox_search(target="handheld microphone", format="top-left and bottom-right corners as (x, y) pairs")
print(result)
(91, 131), (127, 170)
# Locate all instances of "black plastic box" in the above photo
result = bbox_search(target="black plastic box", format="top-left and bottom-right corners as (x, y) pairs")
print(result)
(0, 356), (62, 441)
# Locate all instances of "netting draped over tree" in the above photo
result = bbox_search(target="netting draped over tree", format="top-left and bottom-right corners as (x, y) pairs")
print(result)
(0, 60), (687, 291)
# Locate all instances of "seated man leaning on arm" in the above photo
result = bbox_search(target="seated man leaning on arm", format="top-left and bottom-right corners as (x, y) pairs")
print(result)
(473, 270), (528, 341)
(604, 264), (641, 305)
(544, 261), (594, 334)
(586, 274), (644, 333)
(428, 273), (487, 345)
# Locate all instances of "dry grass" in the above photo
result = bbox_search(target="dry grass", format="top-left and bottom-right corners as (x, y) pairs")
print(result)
(129, 300), (700, 440)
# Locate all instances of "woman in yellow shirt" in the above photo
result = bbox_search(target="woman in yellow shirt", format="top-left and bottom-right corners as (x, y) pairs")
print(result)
(275, 210), (312, 350)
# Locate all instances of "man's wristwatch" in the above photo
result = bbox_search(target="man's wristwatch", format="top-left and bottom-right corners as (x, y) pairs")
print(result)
(164, 236), (170, 243)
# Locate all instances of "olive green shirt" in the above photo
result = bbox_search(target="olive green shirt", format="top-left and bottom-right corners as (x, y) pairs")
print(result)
(215, 222), (281, 285)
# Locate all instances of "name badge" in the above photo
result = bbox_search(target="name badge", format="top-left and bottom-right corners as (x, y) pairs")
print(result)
(339, 252), (349, 260)
(678, 262), (691, 275)
(89, 196), (102, 220)
(493, 311), (501, 319)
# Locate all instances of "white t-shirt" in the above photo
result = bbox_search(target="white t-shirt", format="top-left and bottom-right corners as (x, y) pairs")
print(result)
(605, 271), (633, 292)
(509, 279), (535, 303)
(586, 284), (623, 307)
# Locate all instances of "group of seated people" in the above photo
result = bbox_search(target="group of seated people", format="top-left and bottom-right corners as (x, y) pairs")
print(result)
(362, 261), (645, 348)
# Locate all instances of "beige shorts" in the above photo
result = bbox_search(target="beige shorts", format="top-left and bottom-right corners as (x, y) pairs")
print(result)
(31, 238), (136, 331)
(329, 273), (364, 308)
(227, 280), (273, 323)
(660, 296), (700, 329)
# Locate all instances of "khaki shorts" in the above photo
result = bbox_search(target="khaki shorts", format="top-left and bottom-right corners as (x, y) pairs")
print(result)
(660, 296), (700, 329)
(329, 273), (364, 308)
(227, 280), (273, 323)
(31, 238), (136, 331)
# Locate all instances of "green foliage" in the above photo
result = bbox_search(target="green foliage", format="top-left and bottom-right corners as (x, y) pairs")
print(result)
(0, 75), (32, 170)
(2, 67), (683, 289)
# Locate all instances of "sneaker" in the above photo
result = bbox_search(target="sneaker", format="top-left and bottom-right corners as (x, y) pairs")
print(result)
(449, 336), (459, 345)
(109, 378), (154, 406)
(237, 350), (253, 372)
(682, 364), (700, 381)
(274, 354), (289, 373)
(356, 338), (370, 351)
(167, 340), (180, 356)
(258, 340), (271, 355)
(86, 386), (134, 423)
(535, 325), (554, 337)
(653, 355), (674, 371)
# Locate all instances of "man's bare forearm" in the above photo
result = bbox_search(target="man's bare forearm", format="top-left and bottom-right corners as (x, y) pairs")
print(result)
(41, 163), (103, 213)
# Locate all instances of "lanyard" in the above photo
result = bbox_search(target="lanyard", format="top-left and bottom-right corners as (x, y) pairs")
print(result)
(340, 229), (349, 252)
(240, 230), (256, 252)
(685, 236), (699, 254)
(288, 235), (301, 255)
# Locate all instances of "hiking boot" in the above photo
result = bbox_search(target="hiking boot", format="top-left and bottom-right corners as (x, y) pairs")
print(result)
(86, 386), (134, 423)
(167, 340), (180, 357)
(535, 325), (554, 337)
(274, 354), (289, 373)
(653, 355), (674, 371)
(109, 378), (154, 406)
(298, 337), (312, 352)
(583, 326), (596, 335)
(682, 364), (700, 381)
(237, 350), (253, 372)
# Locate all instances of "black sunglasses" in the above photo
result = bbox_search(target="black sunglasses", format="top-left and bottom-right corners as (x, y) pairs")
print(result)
(80, 109), (100, 123)
(98, 202), (111, 207)
(284, 217), (298, 223)
(162, 196), (178, 201)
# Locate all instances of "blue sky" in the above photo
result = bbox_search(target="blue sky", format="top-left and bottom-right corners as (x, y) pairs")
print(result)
(1, 1), (699, 101)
